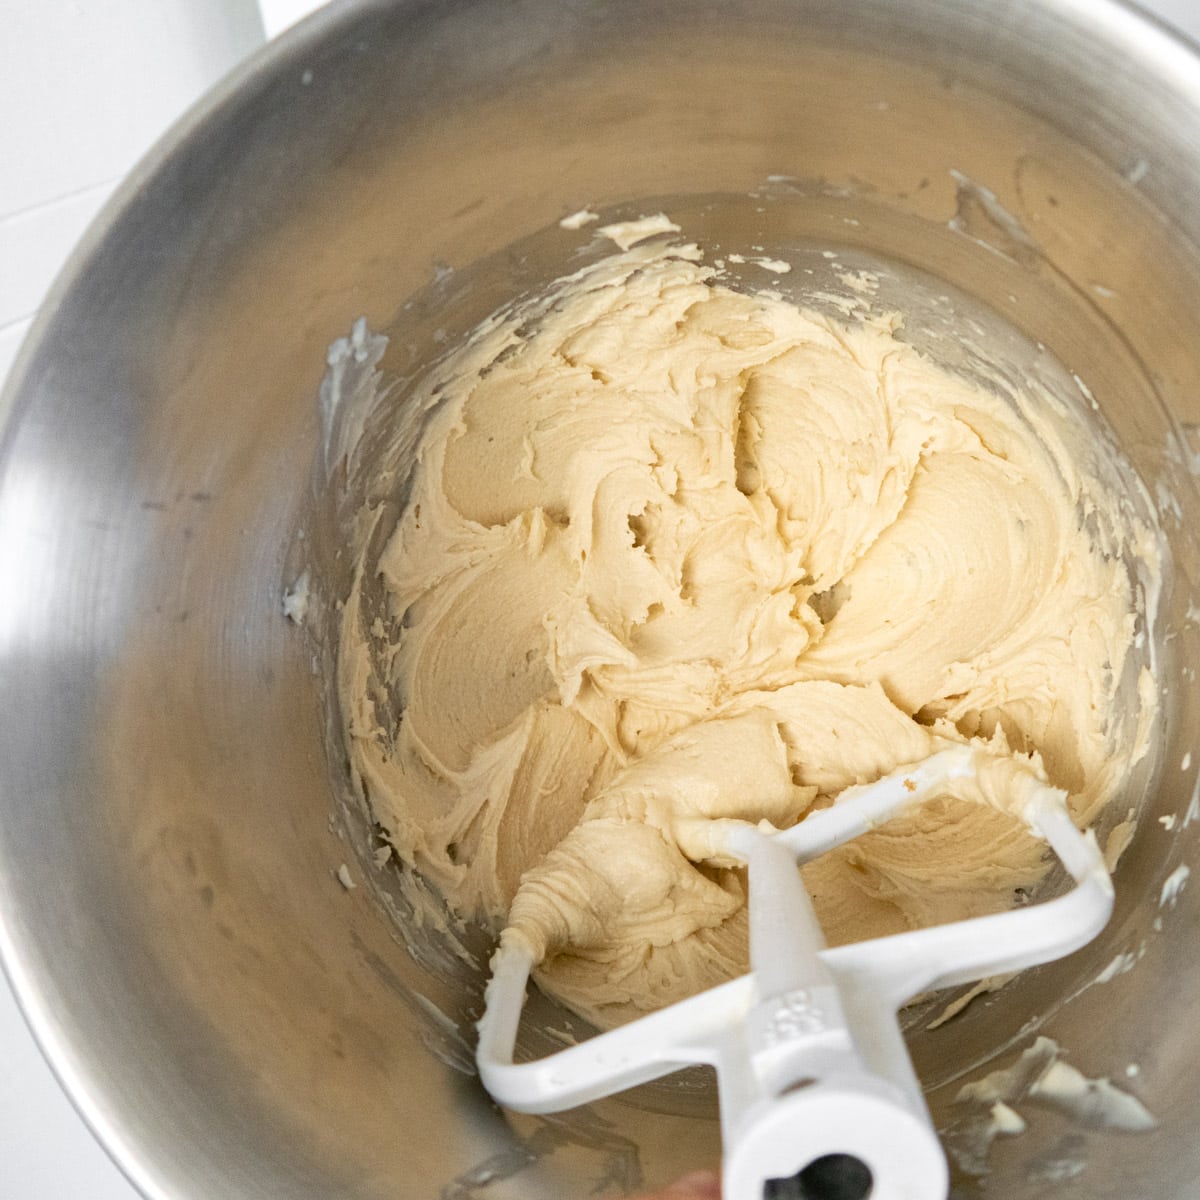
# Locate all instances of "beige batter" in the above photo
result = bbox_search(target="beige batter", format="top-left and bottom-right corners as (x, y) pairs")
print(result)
(340, 227), (1157, 1027)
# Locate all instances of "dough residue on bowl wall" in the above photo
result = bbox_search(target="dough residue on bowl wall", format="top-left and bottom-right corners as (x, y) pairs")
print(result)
(336, 224), (1160, 1028)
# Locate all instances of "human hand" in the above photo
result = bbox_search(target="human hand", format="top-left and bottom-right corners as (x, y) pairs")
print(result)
(628, 1169), (722, 1199)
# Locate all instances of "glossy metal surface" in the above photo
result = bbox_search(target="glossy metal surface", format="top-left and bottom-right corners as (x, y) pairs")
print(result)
(2, 1), (1200, 1197)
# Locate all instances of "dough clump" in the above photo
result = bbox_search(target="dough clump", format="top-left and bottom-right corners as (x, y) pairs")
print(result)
(340, 237), (1155, 1026)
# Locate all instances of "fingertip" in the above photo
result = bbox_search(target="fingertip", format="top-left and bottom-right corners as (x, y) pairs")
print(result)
(666, 1168), (722, 1198)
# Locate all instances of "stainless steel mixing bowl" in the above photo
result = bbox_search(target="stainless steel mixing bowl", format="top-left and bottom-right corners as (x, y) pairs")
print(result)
(3, 1), (1200, 1197)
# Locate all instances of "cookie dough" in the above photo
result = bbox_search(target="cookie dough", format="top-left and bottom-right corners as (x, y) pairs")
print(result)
(340, 232), (1157, 1027)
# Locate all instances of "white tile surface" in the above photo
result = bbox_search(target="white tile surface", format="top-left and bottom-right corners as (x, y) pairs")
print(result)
(0, 179), (118, 328)
(1, 1), (1198, 1198)
(0, 0), (265, 356)
(0, 2), (264, 216)
(0, 978), (137, 1200)
(257, 0), (328, 38)
(0, 320), (34, 403)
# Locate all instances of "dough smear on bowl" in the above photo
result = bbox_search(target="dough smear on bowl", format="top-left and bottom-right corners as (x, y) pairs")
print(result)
(339, 229), (1158, 1028)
